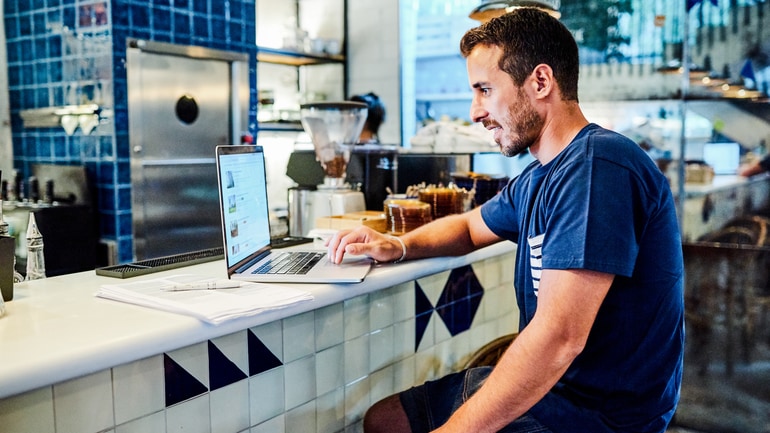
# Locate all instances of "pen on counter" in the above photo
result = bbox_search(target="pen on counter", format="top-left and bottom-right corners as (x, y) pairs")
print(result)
(161, 280), (241, 291)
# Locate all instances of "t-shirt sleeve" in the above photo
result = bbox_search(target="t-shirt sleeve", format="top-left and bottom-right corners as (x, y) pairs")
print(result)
(480, 179), (520, 242)
(759, 154), (770, 172)
(540, 157), (639, 277)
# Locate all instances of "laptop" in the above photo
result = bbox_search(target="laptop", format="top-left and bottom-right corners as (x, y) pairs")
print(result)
(702, 142), (741, 175)
(215, 144), (372, 283)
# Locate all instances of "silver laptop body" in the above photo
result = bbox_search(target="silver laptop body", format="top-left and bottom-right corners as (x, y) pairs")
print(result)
(215, 144), (372, 283)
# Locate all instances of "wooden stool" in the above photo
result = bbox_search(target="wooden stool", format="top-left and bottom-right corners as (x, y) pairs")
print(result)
(464, 333), (518, 369)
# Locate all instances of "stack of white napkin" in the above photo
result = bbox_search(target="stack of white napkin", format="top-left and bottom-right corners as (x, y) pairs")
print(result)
(96, 274), (313, 325)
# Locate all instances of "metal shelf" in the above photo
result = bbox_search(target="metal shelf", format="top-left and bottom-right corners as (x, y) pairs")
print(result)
(416, 92), (473, 102)
(257, 121), (304, 132)
(256, 46), (345, 66)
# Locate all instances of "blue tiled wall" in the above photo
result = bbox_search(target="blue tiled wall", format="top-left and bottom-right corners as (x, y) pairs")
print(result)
(4, 0), (257, 263)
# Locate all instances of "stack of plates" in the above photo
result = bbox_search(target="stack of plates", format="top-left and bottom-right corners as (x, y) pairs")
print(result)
(385, 199), (431, 234)
(418, 186), (466, 220)
(451, 173), (509, 207)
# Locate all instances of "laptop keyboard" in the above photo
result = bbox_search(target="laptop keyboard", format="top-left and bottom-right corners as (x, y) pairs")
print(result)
(253, 251), (324, 275)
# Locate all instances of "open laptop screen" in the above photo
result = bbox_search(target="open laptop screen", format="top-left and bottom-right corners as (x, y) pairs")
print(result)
(217, 146), (272, 269)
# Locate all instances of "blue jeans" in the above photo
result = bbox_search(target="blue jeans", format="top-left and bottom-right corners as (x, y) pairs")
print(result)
(399, 367), (552, 433)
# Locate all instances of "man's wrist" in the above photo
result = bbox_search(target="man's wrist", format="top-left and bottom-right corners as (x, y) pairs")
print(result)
(388, 235), (407, 263)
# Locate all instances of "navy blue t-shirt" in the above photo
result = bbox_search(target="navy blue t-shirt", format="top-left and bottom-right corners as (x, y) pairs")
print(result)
(481, 124), (684, 433)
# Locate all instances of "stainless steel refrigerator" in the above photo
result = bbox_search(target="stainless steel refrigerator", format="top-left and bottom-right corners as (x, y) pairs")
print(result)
(127, 40), (249, 260)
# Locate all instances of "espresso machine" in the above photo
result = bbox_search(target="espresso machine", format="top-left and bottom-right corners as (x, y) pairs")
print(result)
(288, 102), (368, 236)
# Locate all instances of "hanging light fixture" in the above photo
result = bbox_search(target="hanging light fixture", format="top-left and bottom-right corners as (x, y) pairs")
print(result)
(469, 0), (561, 22)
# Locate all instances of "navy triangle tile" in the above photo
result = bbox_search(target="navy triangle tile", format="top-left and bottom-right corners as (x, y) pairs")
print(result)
(415, 282), (434, 316)
(469, 291), (483, 324)
(415, 312), (432, 352)
(208, 341), (247, 391)
(414, 281), (436, 351)
(438, 265), (482, 306)
(435, 302), (455, 335)
(435, 298), (472, 336)
(248, 329), (283, 376)
(436, 266), (485, 336)
(164, 353), (208, 407)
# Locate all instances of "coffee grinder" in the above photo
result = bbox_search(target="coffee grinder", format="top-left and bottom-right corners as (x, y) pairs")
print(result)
(292, 102), (367, 234)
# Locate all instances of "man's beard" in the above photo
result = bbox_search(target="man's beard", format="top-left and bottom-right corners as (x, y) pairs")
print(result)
(497, 94), (543, 158)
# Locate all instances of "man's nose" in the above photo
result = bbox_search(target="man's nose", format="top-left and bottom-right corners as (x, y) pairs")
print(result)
(469, 98), (488, 123)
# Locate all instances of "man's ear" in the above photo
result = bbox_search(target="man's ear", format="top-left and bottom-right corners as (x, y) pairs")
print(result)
(531, 64), (554, 97)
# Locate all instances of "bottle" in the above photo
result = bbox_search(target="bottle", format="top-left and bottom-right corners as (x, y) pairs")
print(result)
(0, 275), (4, 316)
(0, 201), (9, 315)
(0, 202), (8, 237)
(25, 212), (46, 281)
(0, 201), (23, 283)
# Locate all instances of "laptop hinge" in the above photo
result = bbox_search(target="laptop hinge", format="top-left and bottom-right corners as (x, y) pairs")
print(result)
(234, 249), (270, 274)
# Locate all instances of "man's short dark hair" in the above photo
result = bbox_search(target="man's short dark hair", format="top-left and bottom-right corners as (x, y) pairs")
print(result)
(460, 8), (580, 102)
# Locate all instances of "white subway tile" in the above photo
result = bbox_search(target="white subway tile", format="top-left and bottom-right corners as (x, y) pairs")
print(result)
(368, 365), (395, 405)
(434, 337), (459, 377)
(450, 329), (472, 369)
(315, 302), (344, 351)
(0, 387), (55, 433)
(344, 294), (370, 340)
(415, 345), (440, 384)
(315, 389), (345, 433)
(344, 333), (370, 385)
(285, 400), (316, 433)
(392, 355), (417, 393)
(113, 355), (164, 425)
(210, 380), (249, 433)
(114, 411), (164, 433)
(249, 367), (285, 425)
(165, 394), (210, 433)
(501, 252), (516, 284)
(315, 344), (344, 396)
(53, 370), (114, 433)
(369, 288), (395, 331)
(283, 311), (316, 363)
(393, 317), (416, 362)
(481, 286), (503, 321)
(345, 420), (365, 433)
(369, 326), (395, 373)
(250, 414), (285, 433)
(284, 355), (316, 410)
(500, 286), (517, 317)
(392, 282), (415, 323)
(344, 377), (370, 426)
(433, 310), (453, 345)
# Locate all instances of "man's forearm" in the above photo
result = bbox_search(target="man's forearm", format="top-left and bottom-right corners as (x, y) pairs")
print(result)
(400, 208), (497, 260)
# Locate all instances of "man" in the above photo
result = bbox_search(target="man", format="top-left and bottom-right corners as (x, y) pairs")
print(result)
(351, 92), (386, 144)
(327, 8), (684, 433)
(738, 153), (770, 177)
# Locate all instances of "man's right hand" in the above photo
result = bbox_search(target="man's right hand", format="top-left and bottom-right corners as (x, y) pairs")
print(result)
(325, 226), (405, 264)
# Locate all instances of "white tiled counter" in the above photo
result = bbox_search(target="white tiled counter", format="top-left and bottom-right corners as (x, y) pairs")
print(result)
(0, 242), (518, 433)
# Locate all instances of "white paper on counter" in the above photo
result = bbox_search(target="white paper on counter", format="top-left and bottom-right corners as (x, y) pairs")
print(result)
(95, 274), (313, 325)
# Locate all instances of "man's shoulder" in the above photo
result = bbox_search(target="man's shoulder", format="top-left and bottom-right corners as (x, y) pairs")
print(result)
(574, 124), (654, 165)
(579, 123), (637, 147)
